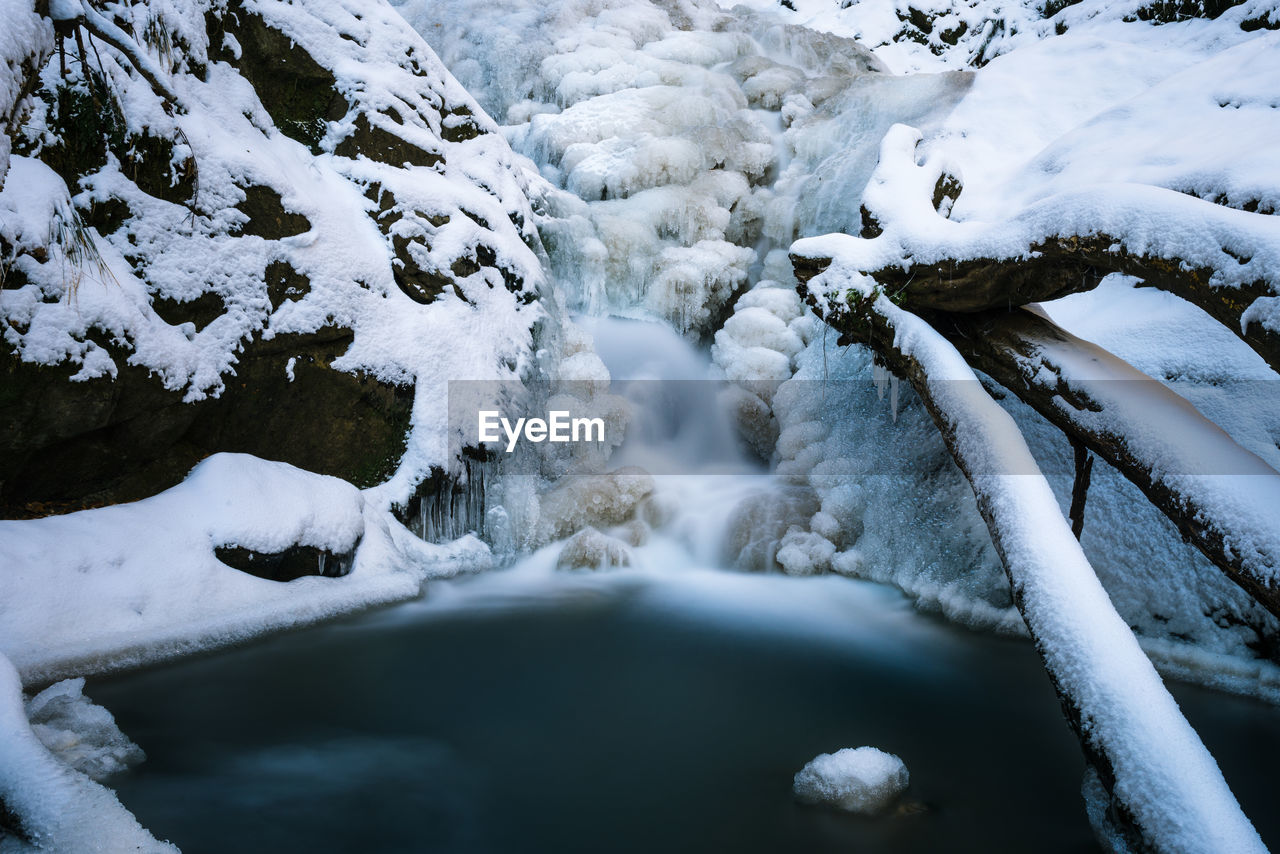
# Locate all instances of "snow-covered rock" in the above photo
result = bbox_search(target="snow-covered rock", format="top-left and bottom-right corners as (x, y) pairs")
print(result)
(555, 526), (632, 570)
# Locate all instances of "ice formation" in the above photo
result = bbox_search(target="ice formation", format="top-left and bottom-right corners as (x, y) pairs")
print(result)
(396, 0), (971, 334)
(24, 679), (145, 782)
(793, 747), (909, 815)
(555, 526), (633, 570)
(726, 0), (1280, 701)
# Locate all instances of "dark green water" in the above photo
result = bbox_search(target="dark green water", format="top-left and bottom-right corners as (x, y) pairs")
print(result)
(87, 570), (1280, 854)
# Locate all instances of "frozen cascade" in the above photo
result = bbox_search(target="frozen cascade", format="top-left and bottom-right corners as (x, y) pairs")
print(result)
(393, 0), (966, 335)
(388, 0), (968, 570)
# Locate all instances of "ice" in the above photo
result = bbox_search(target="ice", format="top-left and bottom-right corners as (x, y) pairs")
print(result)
(395, 0), (954, 335)
(25, 679), (145, 782)
(721, 485), (819, 572)
(768, 0), (1280, 700)
(775, 528), (836, 577)
(793, 746), (909, 815)
(534, 468), (656, 546)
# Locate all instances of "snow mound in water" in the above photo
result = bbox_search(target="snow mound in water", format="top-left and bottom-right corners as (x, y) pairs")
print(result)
(793, 746), (909, 815)
(25, 679), (145, 782)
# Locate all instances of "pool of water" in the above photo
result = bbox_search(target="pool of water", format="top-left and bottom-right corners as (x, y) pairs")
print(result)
(85, 564), (1280, 854)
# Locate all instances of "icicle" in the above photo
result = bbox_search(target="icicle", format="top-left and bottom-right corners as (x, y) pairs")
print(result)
(415, 457), (496, 544)
(890, 374), (900, 424)
(873, 362), (889, 400)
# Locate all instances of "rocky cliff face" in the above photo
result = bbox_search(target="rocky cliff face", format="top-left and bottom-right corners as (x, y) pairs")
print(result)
(0, 0), (549, 516)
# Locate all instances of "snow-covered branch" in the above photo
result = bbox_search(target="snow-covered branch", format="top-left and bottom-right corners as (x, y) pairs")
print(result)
(69, 0), (186, 111)
(921, 306), (1280, 621)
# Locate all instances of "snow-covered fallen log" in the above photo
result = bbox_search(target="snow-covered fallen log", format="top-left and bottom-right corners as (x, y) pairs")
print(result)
(915, 305), (1280, 621)
(791, 253), (1265, 854)
(807, 123), (1280, 373)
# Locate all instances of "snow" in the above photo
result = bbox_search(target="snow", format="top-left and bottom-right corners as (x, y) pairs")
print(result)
(0, 0), (51, 190)
(4, 0), (1280, 845)
(793, 746), (909, 815)
(0, 454), (490, 685)
(0, 653), (177, 853)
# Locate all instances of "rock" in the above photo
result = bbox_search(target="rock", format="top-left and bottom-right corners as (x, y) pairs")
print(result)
(721, 484), (819, 571)
(535, 467), (655, 545)
(214, 541), (357, 581)
(1, 0), (539, 518)
(233, 185), (311, 239)
(207, 4), (348, 152)
(0, 328), (411, 516)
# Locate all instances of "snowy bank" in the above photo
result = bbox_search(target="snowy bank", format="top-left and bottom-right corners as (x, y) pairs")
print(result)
(0, 454), (489, 686)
